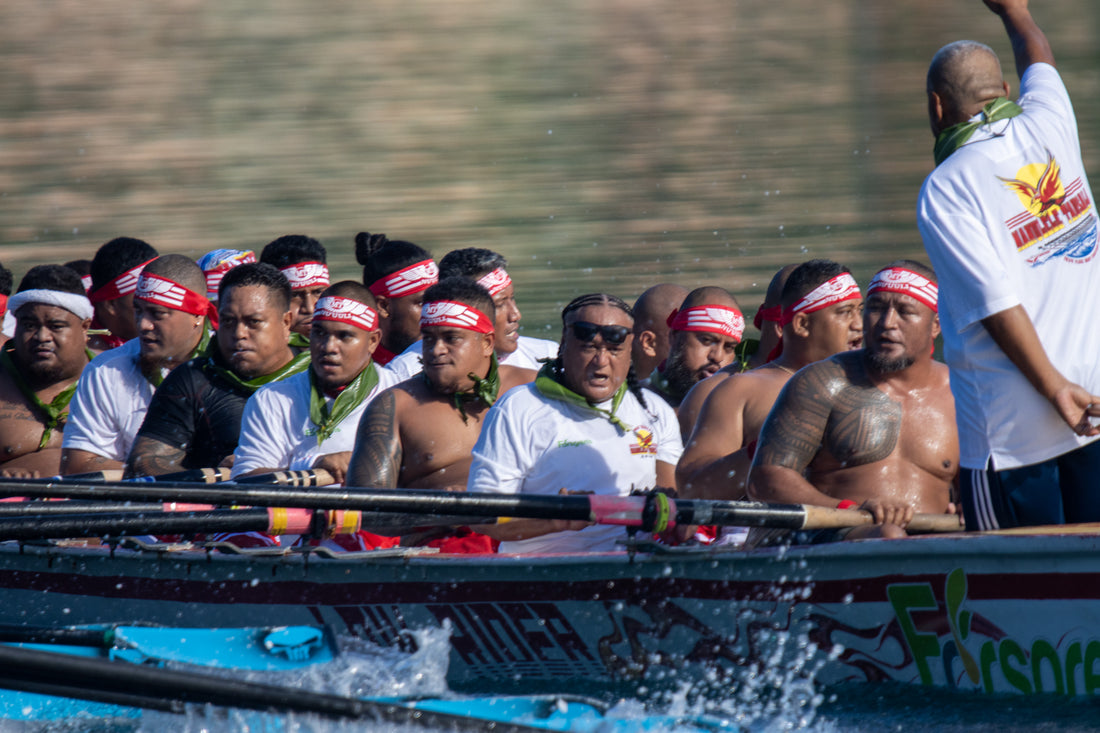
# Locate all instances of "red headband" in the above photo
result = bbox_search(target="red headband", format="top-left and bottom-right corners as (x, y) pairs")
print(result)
(867, 267), (938, 312)
(369, 259), (439, 298)
(88, 257), (158, 304)
(667, 305), (745, 343)
(0, 294), (7, 314)
(420, 300), (494, 334)
(80, 275), (92, 294)
(312, 295), (379, 331)
(135, 273), (219, 329)
(280, 262), (329, 290)
(476, 268), (513, 297)
(753, 305), (782, 330)
(201, 249), (256, 300)
(781, 273), (862, 326)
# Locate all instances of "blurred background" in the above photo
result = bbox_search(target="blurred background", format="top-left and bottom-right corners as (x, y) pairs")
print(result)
(1, 0), (1097, 334)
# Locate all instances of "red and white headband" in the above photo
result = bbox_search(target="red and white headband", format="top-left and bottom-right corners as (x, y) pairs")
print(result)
(88, 257), (158, 304)
(135, 273), (219, 328)
(312, 296), (379, 332)
(200, 249), (256, 300)
(420, 300), (494, 334)
(476, 268), (513, 297)
(667, 305), (745, 343)
(867, 267), (938, 312)
(280, 262), (329, 290)
(369, 259), (439, 299)
(782, 273), (862, 325)
(753, 305), (782, 330)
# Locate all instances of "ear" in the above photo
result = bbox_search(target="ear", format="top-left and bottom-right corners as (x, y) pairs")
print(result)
(1002, 80), (1011, 100)
(928, 90), (945, 135)
(281, 309), (293, 333)
(365, 329), (382, 355)
(481, 331), (496, 357)
(638, 329), (658, 358)
(374, 294), (391, 319)
(790, 312), (811, 338)
(79, 317), (92, 333)
(930, 312), (941, 341)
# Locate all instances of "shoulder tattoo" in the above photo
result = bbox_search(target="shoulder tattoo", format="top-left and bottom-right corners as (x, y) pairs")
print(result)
(347, 389), (402, 489)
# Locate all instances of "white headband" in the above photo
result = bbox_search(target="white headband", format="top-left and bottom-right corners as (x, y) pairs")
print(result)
(8, 289), (94, 321)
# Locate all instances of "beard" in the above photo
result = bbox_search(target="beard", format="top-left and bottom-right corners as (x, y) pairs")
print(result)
(660, 350), (698, 402)
(865, 349), (914, 374)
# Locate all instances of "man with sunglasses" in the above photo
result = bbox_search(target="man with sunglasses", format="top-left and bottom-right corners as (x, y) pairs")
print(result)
(469, 293), (682, 553)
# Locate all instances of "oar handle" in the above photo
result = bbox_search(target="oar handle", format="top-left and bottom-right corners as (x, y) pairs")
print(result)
(801, 506), (963, 532)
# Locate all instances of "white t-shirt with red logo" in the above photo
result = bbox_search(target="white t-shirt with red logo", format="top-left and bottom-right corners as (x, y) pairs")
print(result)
(918, 62), (1100, 469)
(468, 382), (683, 553)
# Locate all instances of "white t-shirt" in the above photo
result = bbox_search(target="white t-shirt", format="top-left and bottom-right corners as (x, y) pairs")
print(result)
(230, 364), (399, 477)
(63, 338), (154, 462)
(385, 335), (557, 381)
(468, 383), (683, 553)
(918, 63), (1100, 469)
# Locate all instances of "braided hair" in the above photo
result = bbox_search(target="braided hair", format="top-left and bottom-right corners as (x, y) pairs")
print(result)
(554, 293), (648, 410)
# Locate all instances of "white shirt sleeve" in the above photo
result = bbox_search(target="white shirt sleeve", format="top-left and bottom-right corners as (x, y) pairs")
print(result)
(468, 391), (535, 495)
(63, 354), (135, 461)
(230, 386), (293, 478)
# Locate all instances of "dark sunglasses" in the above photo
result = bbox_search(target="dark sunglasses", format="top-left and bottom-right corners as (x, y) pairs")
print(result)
(569, 321), (630, 345)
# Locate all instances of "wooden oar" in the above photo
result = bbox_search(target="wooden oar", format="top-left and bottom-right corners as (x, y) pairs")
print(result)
(0, 477), (962, 533)
(55, 467), (232, 484)
(0, 644), (545, 731)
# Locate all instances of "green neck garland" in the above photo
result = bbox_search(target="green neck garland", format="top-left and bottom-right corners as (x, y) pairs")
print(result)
(933, 97), (1023, 166)
(0, 341), (90, 449)
(449, 353), (501, 424)
(534, 363), (630, 433)
(308, 361), (380, 445)
(205, 348), (310, 395)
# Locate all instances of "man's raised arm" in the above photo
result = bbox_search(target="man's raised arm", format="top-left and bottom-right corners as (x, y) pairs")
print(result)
(984, 0), (1055, 77)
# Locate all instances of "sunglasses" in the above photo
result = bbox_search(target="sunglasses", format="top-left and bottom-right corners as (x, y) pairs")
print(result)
(569, 321), (630, 345)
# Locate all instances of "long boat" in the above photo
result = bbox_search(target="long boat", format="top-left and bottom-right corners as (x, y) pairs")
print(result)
(0, 525), (1096, 698)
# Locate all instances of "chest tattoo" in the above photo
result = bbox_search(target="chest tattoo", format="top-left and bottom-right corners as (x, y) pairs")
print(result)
(823, 384), (901, 466)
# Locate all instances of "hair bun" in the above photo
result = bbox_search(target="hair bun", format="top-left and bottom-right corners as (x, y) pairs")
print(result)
(354, 232), (389, 264)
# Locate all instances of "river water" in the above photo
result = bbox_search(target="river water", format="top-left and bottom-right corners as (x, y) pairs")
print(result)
(4, 1), (1100, 728)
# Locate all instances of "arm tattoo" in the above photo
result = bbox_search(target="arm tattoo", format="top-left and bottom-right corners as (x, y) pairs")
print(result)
(756, 359), (901, 471)
(124, 436), (188, 478)
(347, 390), (402, 489)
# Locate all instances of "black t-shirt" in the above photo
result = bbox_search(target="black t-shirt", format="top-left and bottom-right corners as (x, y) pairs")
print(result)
(135, 355), (251, 469)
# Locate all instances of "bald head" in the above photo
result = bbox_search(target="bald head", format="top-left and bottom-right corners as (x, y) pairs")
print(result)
(631, 283), (689, 377)
(764, 264), (799, 309)
(143, 255), (207, 296)
(928, 41), (1007, 125)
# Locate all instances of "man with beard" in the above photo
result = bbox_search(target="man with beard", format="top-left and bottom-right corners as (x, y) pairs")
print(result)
(125, 263), (309, 476)
(348, 278), (535, 552)
(260, 235), (329, 349)
(0, 266), (93, 476)
(61, 255), (217, 475)
(86, 237), (159, 351)
(746, 261), (958, 541)
(646, 287), (744, 409)
(678, 260), (863, 509)
(469, 293), (682, 553)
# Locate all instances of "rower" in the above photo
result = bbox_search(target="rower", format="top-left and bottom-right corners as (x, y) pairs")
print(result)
(0, 266), (93, 478)
(469, 293), (682, 553)
(198, 248), (256, 304)
(631, 283), (689, 382)
(86, 237), (159, 352)
(678, 264), (798, 439)
(124, 263), (309, 477)
(355, 231), (438, 369)
(61, 256), (216, 475)
(231, 281), (398, 484)
(677, 260), (864, 507)
(259, 235), (329, 349)
(347, 277), (535, 552)
(746, 260), (958, 543)
(645, 287), (744, 410)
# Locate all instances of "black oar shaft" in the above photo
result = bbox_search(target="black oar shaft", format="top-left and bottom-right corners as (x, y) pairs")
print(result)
(0, 509), (270, 541)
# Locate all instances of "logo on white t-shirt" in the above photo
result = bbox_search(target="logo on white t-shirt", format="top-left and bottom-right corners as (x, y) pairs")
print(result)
(629, 426), (658, 455)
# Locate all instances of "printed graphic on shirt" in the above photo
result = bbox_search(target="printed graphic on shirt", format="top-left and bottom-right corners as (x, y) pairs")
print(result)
(629, 426), (657, 455)
(1001, 150), (1097, 266)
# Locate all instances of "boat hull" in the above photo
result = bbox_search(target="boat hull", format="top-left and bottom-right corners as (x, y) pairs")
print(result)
(2, 533), (1098, 697)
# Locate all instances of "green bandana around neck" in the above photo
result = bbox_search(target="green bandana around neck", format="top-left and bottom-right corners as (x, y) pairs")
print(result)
(0, 341), (86, 449)
(288, 331), (310, 350)
(142, 322), (214, 388)
(451, 353), (501, 424)
(933, 97), (1023, 166)
(308, 361), (380, 445)
(206, 348), (310, 395)
(534, 362), (630, 433)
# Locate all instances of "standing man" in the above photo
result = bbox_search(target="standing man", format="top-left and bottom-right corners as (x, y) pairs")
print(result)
(260, 235), (329, 348)
(0, 266), (93, 477)
(918, 0), (1100, 529)
(746, 262), (957, 542)
(61, 255), (216, 475)
(232, 281), (397, 484)
(469, 293), (682, 553)
(86, 237), (158, 351)
(125, 263), (309, 476)
(677, 260), (863, 503)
